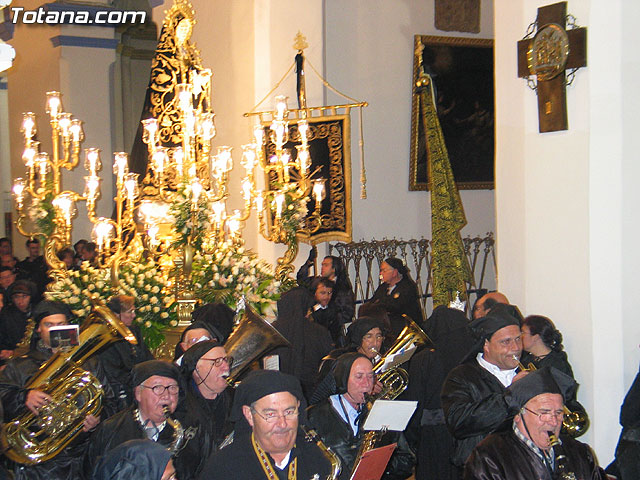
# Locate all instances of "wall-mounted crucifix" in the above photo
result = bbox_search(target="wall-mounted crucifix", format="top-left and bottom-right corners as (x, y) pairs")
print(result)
(517, 2), (587, 133)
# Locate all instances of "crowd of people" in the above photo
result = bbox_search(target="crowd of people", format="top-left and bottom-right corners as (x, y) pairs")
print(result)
(0, 242), (637, 480)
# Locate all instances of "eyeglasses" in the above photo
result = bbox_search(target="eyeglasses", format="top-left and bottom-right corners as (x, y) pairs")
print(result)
(523, 407), (564, 422)
(200, 356), (233, 368)
(251, 407), (299, 423)
(140, 384), (180, 396)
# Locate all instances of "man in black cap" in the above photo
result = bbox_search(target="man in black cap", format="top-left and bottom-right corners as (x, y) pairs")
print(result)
(464, 367), (605, 479)
(441, 303), (527, 477)
(199, 369), (332, 480)
(84, 360), (197, 479)
(173, 340), (233, 478)
(0, 300), (115, 480)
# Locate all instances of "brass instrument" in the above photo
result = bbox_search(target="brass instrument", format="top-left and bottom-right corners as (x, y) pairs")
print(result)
(515, 357), (589, 438)
(162, 406), (196, 456)
(224, 306), (290, 387)
(301, 425), (341, 480)
(371, 316), (431, 399)
(0, 299), (137, 464)
(350, 316), (431, 477)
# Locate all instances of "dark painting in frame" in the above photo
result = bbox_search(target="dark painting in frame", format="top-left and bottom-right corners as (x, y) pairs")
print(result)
(410, 35), (494, 191)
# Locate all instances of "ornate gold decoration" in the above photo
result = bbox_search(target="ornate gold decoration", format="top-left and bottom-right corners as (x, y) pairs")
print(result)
(527, 23), (569, 81)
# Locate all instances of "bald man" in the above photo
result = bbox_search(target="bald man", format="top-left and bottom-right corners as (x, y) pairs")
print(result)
(472, 292), (509, 320)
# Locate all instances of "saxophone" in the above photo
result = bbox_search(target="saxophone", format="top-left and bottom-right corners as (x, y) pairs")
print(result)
(548, 432), (577, 480)
(162, 406), (196, 456)
(301, 425), (341, 480)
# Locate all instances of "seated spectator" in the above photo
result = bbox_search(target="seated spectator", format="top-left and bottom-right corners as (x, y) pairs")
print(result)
(92, 439), (176, 480)
(309, 277), (342, 344)
(82, 242), (98, 266)
(74, 239), (88, 267)
(297, 248), (355, 330)
(0, 237), (11, 257)
(0, 254), (18, 270)
(0, 280), (36, 364)
(57, 247), (76, 270)
(0, 266), (16, 299)
(370, 257), (423, 326)
(17, 237), (49, 299)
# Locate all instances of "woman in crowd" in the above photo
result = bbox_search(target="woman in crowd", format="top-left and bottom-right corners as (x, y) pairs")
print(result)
(520, 315), (574, 377)
(370, 258), (423, 325)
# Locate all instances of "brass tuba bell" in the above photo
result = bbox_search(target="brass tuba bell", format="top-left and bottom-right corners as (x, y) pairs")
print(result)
(0, 298), (137, 464)
(223, 306), (290, 386)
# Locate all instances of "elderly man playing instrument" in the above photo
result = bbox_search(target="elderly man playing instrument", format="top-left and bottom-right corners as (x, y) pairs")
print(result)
(464, 367), (605, 479)
(199, 369), (332, 480)
(85, 360), (199, 480)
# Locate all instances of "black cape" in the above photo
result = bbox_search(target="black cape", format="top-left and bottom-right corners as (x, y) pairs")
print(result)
(464, 428), (605, 480)
(370, 276), (423, 325)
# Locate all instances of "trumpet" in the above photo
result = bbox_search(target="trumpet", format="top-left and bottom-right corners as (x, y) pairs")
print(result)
(514, 355), (589, 438)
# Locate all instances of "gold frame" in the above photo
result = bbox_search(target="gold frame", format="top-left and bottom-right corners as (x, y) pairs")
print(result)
(410, 35), (494, 191)
(262, 113), (353, 245)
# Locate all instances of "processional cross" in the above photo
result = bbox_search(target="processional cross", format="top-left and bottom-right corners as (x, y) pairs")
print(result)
(517, 1), (587, 133)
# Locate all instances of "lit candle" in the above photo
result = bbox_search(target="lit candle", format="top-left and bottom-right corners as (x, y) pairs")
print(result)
(142, 118), (159, 145)
(253, 125), (265, 145)
(84, 148), (101, 175)
(12, 178), (25, 203)
(173, 147), (184, 174)
(298, 120), (309, 144)
(275, 193), (285, 218)
(45, 91), (62, 119)
(296, 145), (310, 176)
(21, 112), (36, 140)
(198, 112), (216, 140)
(153, 147), (167, 174)
(255, 191), (264, 213)
(241, 179), (252, 201)
(70, 119), (83, 143)
(176, 83), (192, 112)
(191, 179), (203, 205)
(58, 113), (72, 136)
(22, 143), (38, 167)
(313, 179), (326, 203)
(124, 173), (139, 202)
(36, 153), (49, 178)
(241, 144), (256, 171)
(113, 152), (129, 180)
(275, 95), (288, 121)
(52, 192), (76, 224)
(84, 175), (101, 200)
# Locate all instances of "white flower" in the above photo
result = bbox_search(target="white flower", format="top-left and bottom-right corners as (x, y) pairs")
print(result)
(151, 286), (159, 294)
(70, 296), (79, 303)
(142, 294), (149, 301)
(169, 320), (177, 327)
(82, 275), (89, 282)
(161, 312), (169, 319)
(145, 321), (152, 328)
(144, 284), (151, 291)
(153, 306), (160, 313)
(96, 281), (104, 289)
(150, 297), (158, 304)
(88, 284), (95, 291)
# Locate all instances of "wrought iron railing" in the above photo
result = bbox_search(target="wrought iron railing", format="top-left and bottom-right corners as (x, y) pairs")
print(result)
(329, 233), (496, 319)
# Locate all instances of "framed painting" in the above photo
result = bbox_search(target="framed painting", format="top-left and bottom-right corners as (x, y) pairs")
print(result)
(410, 35), (494, 190)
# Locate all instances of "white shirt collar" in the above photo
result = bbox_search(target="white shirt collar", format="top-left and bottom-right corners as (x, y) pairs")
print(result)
(274, 450), (292, 470)
(476, 352), (517, 387)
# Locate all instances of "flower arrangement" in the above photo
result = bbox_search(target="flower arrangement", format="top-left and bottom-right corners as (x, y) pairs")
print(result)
(191, 241), (281, 318)
(46, 259), (178, 349)
(168, 179), (212, 252)
(267, 182), (309, 241)
(27, 191), (56, 237)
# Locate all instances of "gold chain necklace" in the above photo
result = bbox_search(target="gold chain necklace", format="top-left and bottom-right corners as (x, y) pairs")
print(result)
(251, 432), (297, 480)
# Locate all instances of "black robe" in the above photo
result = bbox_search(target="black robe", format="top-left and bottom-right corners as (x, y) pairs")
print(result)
(406, 306), (476, 480)
(464, 429), (605, 480)
(84, 405), (205, 480)
(370, 276), (423, 325)
(0, 346), (116, 480)
(198, 429), (332, 480)
(97, 324), (154, 410)
(441, 359), (511, 468)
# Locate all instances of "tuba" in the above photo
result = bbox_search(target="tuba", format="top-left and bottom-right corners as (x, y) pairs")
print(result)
(516, 358), (589, 438)
(0, 299), (137, 465)
(224, 306), (290, 387)
(350, 316), (432, 477)
(371, 315), (432, 400)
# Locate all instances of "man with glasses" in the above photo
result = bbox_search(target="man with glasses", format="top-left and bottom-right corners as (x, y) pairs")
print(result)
(175, 340), (233, 479)
(85, 360), (196, 478)
(199, 369), (332, 480)
(441, 304), (528, 478)
(464, 367), (605, 479)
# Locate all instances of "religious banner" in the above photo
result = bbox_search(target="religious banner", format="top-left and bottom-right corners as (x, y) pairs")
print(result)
(414, 38), (473, 307)
(262, 114), (352, 245)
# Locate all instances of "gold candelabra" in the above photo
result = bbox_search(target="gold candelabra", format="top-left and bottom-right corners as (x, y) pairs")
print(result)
(12, 91), (142, 287)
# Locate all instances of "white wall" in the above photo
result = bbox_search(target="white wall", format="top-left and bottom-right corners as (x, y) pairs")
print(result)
(495, 0), (640, 463)
(323, 0), (496, 244)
